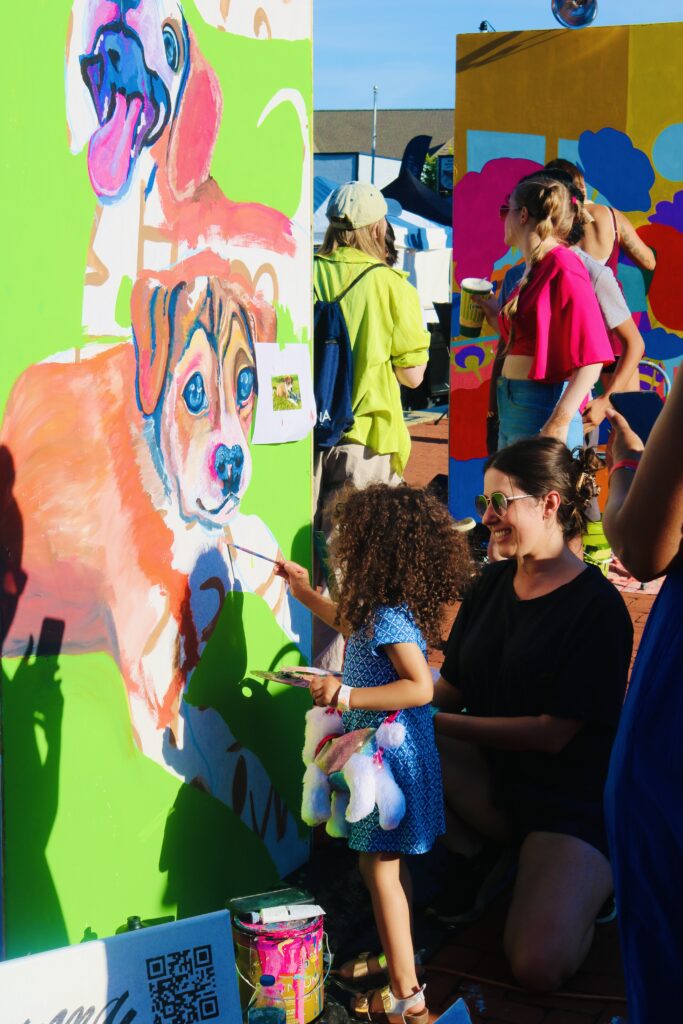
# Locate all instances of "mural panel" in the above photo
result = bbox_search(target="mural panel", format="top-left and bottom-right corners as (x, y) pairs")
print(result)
(450, 24), (683, 518)
(0, 0), (312, 955)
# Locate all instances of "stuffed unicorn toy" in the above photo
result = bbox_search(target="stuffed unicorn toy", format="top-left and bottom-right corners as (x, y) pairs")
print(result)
(301, 706), (406, 838)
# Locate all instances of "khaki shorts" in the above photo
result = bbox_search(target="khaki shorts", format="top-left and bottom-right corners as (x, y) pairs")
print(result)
(313, 442), (402, 536)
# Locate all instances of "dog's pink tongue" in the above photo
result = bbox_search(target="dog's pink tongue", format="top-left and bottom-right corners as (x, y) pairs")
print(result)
(87, 93), (143, 198)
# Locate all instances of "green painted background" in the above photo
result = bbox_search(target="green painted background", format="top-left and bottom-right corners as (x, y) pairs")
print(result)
(0, 1), (312, 957)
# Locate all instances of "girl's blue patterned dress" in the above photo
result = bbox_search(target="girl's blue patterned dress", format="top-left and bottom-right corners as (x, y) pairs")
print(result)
(342, 605), (445, 855)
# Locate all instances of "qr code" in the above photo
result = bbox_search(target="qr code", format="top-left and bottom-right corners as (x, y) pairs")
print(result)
(147, 945), (219, 1023)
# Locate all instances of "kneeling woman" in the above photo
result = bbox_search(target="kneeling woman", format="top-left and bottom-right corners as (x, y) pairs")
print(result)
(434, 438), (633, 991)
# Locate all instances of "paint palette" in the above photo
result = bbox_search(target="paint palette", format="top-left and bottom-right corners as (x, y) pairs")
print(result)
(252, 666), (343, 687)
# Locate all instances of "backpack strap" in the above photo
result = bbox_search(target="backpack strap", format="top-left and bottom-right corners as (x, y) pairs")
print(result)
(314, 260), (387, 304)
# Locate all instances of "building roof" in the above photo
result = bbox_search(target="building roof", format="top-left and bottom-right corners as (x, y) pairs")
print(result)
(314, 108), (454, 159)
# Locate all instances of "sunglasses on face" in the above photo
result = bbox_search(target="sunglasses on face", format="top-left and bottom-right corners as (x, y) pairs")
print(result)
(499, 202), (520, 220)
(475, 492), (534, 519)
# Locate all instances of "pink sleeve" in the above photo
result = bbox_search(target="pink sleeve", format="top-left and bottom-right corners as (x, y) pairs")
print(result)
(529, 262), (614, 383)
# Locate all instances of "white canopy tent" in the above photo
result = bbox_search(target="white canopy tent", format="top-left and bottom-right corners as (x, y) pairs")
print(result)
(314, 176), (452, 325)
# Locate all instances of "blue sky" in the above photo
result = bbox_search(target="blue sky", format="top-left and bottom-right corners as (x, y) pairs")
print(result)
(314, 0), (682, 109)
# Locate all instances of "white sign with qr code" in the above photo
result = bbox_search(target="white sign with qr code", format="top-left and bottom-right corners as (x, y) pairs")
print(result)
(0, 910), (241, 1023)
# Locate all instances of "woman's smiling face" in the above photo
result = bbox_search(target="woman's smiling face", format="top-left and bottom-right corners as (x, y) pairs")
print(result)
(480, 466), (547, 558)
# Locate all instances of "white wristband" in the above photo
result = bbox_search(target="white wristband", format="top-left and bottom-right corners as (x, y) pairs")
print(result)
(336, 683), (352, 712)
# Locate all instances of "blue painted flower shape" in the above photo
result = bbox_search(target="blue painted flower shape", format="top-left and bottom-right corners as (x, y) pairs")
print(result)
(649, 190), (683, 233)
(642, 328), (683, 361)
(578, 128), (654, 211)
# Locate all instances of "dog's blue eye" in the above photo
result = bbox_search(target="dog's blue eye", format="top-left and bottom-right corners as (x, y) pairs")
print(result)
(162, 25), (180, 72)
(183, 372), (207, 414)
(236, 367), (255, 405)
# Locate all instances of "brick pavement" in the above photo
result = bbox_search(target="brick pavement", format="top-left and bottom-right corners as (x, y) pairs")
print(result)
(403, 412), (653, 1024)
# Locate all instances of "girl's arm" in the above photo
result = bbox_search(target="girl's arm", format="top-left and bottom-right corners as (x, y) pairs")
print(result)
(603, 370), (683, 579)
(582, 316), (645, 431)
(310, 642), (434, 711)
(540, 363), (602, 441)
(276, 560), (341, 631)
(434, 710), (582, 753)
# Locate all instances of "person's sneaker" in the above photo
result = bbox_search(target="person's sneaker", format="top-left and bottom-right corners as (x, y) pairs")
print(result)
(427, 843), (517, 925)
(595, 894), (617, 925)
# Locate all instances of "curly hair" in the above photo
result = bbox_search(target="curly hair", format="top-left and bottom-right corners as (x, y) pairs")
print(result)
(486, 437), (601, 539)
(327, 484), (474, 647)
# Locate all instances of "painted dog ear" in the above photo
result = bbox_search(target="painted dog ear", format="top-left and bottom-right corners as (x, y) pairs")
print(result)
(247, 291), (277, 344)
(131, 277), (177, 416)
(166, 26), (222, 202)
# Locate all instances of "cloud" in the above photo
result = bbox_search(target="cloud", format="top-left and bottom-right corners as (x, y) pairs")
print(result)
(578, 128), (654, 211)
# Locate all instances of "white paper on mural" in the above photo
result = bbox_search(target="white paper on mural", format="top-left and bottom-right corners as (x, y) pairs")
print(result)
(252, 343), (316, 444)
(0, 911), (241, 1023)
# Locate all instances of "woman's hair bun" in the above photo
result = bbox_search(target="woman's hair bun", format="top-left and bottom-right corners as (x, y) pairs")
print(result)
(571, 445), (601, 513)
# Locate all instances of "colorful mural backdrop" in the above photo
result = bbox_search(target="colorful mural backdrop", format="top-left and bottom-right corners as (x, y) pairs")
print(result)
(0, 0), (312, 956)
(449, 24), (683, 518)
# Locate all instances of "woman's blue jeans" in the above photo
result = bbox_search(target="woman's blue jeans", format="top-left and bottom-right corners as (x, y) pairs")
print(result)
(497, 377), (584, 452)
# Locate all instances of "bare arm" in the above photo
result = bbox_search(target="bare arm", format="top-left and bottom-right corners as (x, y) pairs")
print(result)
(433, 675), (465, 712)
(276, 560), (342, 631)
(541, 363), (602, 441)
(615, 209), (657, 271)
(394, 363), (426, 388)
(434, 710), (582, 753)
(310, 642), (434, 711)
(603, 372), (683, 579)
(583, 318), (645, 431)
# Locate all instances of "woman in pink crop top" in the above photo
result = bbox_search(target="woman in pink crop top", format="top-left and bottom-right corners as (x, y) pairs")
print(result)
(495, 177), (615, 451)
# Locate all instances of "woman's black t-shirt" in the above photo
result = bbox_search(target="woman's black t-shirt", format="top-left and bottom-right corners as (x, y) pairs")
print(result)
(441, 560), (633, 846)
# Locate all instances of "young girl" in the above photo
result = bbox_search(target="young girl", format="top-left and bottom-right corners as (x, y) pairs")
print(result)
(278, 484), (472, 1024)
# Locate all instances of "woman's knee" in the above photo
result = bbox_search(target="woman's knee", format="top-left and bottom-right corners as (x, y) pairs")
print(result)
(506, 934), (575, 992)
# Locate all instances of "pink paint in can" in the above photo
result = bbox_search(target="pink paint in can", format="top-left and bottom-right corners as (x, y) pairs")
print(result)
(233, 915), (325, 1024)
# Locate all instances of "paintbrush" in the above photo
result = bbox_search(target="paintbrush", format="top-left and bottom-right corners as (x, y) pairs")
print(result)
(227, 542), (282, 565)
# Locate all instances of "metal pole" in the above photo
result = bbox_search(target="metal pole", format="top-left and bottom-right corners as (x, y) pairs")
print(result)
(371, 85), (378, 184)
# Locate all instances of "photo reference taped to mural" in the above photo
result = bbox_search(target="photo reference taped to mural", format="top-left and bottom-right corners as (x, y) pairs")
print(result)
(0, 0), (313, 956)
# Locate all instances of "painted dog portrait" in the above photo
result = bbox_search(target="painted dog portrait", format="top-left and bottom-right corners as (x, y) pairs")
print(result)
(65, 0), (310, 338)
(0, 254), (308, 870)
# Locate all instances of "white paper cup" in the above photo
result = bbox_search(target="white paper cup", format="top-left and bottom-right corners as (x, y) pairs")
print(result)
(459, 278), (493, 338)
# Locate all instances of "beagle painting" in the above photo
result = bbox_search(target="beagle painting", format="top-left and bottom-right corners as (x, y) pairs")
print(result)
(0, 255), (308, 870)
(65, 0), (310, 339)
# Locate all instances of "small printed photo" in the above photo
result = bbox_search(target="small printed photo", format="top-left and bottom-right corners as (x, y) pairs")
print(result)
(271, 374), (302, 411)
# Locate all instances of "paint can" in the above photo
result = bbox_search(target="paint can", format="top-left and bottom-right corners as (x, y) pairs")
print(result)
(233, 914), (325, 1024)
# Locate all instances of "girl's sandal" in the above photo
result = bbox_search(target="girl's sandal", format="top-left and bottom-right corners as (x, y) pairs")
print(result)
(333, 951), (388, 980)
(351, 984), (428, 1024)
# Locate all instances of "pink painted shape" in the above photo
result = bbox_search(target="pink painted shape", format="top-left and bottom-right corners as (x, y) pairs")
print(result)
(245, 918), (324, 1023)
(84, 2), (119, 54)
(452, 158), (542, 284)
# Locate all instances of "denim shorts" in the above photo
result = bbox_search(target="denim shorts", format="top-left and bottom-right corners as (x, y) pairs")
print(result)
(497, 377), (584, 452)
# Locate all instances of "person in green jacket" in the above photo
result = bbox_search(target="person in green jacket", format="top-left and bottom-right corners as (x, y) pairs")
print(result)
(313, 182), (430, 666)
(314, 182), (430, 526)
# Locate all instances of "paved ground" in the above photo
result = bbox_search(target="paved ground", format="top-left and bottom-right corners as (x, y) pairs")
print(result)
(401, 411), (655, 1024)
